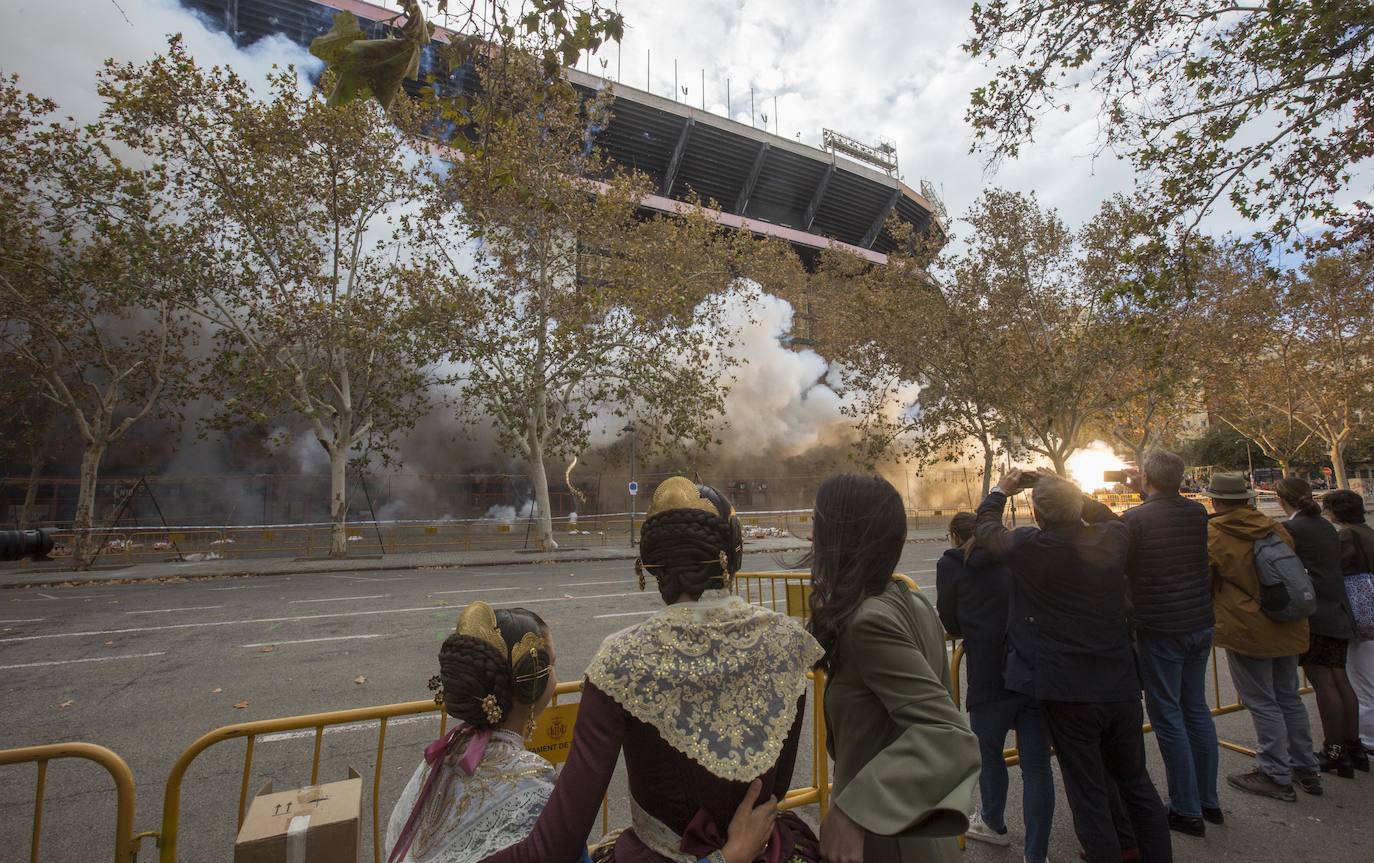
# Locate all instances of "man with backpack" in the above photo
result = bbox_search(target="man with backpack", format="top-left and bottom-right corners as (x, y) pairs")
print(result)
(1206, 473), (1320, 801)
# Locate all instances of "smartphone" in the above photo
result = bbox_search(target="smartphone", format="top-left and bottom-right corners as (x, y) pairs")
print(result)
(1103, 470), (1129, 483)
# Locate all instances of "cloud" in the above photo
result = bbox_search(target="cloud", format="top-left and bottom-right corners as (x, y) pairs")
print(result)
(1, 0), (318, 122)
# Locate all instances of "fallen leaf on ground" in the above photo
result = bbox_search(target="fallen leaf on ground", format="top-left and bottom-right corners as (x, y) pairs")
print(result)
(211, 688), (222, 694)
(58, 699), (75, 709)
(233, 700), (249, 709)
(258, 645), (275, 653)
(354, 676), (367, 685)
(104, 641), (114, 646)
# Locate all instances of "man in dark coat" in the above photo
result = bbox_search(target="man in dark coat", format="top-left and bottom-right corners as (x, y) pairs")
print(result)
(1120, 450), (1220, 836)
(976, 468), (1172, 863)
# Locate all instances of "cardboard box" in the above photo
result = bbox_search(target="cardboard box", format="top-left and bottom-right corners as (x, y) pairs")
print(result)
(234, 769), (362, 863)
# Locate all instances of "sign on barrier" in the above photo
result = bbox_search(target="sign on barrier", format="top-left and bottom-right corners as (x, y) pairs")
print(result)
(526, 702), (579, 764)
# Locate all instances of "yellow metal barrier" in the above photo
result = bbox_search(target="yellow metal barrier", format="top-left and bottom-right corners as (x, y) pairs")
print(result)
(0, 742), (138, 863)
(156, 680), (589, 863)
(948, 637), (1315, 762)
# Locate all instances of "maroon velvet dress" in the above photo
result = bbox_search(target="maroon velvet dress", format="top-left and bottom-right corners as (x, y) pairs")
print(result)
(479, 591), (823, 863)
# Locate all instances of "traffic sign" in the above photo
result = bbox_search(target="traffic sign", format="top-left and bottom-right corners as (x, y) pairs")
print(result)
(628, 481), (639, 496)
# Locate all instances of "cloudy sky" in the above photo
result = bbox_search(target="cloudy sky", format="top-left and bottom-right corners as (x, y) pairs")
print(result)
(607, 0), (1141, 234)
(0, 0), (1244, 242)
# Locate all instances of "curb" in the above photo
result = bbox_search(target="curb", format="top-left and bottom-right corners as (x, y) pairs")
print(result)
(0, 543), (819, 590)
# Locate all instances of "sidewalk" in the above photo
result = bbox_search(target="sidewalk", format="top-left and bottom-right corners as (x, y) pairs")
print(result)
(0, 529), (950, 589)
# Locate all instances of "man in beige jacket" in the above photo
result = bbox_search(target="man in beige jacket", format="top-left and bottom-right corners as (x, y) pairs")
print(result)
(1207, 473), (1320, 802)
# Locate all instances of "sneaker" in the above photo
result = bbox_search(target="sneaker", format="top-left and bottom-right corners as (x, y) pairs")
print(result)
(1293, 768), (1324, 796)
(1202, 805), (1224, 825)
(1167, 810), (1205, 837)
(1227, 769), (1297, 802)
(966, 811), (1010, 847)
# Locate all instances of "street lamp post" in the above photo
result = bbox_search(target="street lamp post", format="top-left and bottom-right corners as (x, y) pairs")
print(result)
(624, 421), (637, 546)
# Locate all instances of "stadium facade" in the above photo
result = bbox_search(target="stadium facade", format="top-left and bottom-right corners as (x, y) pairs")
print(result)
(179, 0), (943, 264)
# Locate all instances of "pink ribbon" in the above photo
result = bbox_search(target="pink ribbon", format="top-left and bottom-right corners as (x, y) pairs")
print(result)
(387, 725), (494, 863)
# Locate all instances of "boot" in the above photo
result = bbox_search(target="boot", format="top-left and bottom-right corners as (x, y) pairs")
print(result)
(1348, 739), (1371, 773)
(1318, 742), (1355, 779)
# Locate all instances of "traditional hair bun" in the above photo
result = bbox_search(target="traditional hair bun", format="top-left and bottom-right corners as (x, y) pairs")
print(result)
(437, 633), (515, 727)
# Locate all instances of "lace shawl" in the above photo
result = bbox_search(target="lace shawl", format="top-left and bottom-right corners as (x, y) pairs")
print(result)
(585, 590), (824, 782)
(385, 730), (555, 863)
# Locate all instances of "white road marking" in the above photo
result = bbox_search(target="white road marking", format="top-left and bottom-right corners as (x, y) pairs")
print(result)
(431, 586), (520, 596)
(126, 605), (225, 615)
(0, 651), (167, 670)
(240, 634), (387, 648)
(209, 585), (272, 591)
(0, 591), (649, 643)
(288, 595), (389, 604)
(325, 575), (414, 583)
(37, 593), (59, 600)
(0, 618), (45, 624)
(259, 714), (435, 743)
(594, 610), (657, 619)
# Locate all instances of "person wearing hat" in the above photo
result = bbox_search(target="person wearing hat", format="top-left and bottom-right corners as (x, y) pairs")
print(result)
(1206, 472), (1320, 802)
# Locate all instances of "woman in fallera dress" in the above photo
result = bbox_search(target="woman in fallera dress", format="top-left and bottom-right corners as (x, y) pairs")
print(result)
(808, 474), (981, 863)
(478, 476), (824, 863)
(385, 599), (777, 863)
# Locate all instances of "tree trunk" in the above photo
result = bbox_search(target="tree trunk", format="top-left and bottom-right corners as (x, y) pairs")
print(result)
(1331, 443), (1349, 490)
(72, 441), (106, 570)
(980, 443), (995, 498)
(528, 438), (555, 551)
(18, 457), (43, 530)
(328, 446), (349, 558)
(1050, 450), (1069, 476)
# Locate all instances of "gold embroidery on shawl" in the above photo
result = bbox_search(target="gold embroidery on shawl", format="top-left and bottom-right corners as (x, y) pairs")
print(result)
(585, 591), (823, 782)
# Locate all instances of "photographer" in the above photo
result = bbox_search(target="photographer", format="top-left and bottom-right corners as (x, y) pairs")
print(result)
(975, 468), (1171, 863)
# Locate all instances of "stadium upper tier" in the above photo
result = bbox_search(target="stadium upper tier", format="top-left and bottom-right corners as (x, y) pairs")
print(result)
(181, 0), (943, 262)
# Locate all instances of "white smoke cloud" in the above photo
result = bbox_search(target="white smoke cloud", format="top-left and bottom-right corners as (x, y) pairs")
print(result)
(2, 0), (319, 122)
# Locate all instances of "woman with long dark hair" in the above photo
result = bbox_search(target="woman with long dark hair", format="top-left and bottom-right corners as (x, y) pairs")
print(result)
(936, 512), (1054, 862)
(808, 474), (979, 863)
(1274, 477), (1359, 777)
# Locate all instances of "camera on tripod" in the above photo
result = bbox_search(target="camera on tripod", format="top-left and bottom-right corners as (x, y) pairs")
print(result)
(0, 528), (55, 562)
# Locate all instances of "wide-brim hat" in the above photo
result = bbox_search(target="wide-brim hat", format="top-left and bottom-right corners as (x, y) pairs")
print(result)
(1205, 472), (1256, 500)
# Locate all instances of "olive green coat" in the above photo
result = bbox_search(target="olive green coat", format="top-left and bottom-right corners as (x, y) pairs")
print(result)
(823, 581), (980, 863)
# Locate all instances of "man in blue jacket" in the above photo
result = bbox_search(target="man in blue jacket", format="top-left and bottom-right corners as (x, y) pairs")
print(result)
(1120, 450), (1220, 836)
(975, 468), (1172, 863)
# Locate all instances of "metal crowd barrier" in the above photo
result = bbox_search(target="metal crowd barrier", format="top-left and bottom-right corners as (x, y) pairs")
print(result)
(155, 680), (597, 863)
(948, 638), (1314, 762)
(0, 742), (138, 863)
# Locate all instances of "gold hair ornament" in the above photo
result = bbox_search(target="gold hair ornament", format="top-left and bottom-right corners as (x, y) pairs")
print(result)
(479, 694), (503, 724)
(646, 476), (720, 520)
(427, 674), (443, 705)
(455, 601), (549, 679)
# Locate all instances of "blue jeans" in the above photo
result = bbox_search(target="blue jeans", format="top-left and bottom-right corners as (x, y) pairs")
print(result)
(1137, 628), (1220, 817)
(968, 692), (1054, 863)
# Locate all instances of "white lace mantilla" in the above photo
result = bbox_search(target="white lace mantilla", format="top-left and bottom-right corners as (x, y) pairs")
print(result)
(585, 590), (823, 782)
(384, 730), (554, 863)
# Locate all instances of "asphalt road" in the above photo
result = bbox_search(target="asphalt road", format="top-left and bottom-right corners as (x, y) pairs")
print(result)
(2, 545), (1371, 862)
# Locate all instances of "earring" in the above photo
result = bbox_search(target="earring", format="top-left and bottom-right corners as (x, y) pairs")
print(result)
(719, 551), (734, 590)
(635, 559), (646, 591)
(524, 715), (537, 739)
